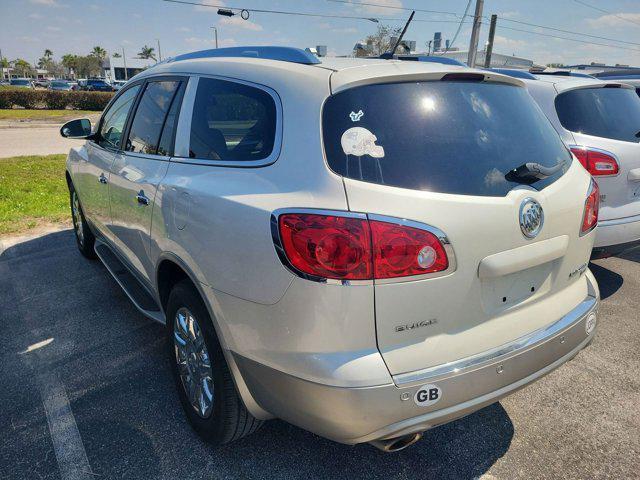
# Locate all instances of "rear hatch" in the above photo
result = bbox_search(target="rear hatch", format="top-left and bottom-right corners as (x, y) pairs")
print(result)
(555, 83), (640, 221)
(323, 72), (595, 375)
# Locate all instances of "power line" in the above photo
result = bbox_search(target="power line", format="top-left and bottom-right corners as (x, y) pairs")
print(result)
(327, 0), (460, 18)
(161, 0), (474, 25)
(499, 24), (640, 53)
(572, 0), (640, 27)
(327, 0), (640, 48)
(439, 0), (472, 55)
(162, 0), (380, 22)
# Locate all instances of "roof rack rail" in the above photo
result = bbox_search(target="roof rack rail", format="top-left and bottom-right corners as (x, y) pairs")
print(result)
(489, 68), (537, 80)
(529, 69), (596, 79)
(396, 55), (467, 67)
(166, 46), (321, 65)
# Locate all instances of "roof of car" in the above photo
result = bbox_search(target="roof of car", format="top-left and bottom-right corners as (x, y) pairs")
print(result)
(135, 46), (524, 94)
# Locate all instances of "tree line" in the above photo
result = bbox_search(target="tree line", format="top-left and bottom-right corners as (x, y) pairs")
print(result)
(1, 45), (159, 79)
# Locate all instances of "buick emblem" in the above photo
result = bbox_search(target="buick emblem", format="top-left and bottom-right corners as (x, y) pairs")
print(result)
(519, 198), (544, 238)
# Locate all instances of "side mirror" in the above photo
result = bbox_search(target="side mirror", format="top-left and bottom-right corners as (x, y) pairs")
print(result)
(60, 118), (92, 139)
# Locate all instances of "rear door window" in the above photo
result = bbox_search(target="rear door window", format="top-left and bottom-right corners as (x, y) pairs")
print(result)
(126, 80), (181, 155)
(322, 81), (571, 197)
(555, 86), (640, 143)
(188, 78), (276, 162)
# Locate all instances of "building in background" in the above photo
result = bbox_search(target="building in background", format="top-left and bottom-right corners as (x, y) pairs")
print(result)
(102, 56), (155, 81)
(440, 49), (536, 68)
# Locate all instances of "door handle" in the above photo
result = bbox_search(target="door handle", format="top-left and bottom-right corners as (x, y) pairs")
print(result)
(98, 173), (108, 184)
(136, 190), (150, 206)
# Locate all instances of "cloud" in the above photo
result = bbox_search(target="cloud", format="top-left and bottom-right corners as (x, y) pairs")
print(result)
(28, 12), (43, 19)
(345, 0), (404, 15)
(45, 26), (62, 32)
(218, 16), (263, 31)
(29, 0), (60, 5)
(194, 0), (223, 12)
(586, 12), (640, 28)
(499, 11), (521, 19)
(176, 26), (192, 32)
(492, 35), (527, 51)
(318, 22), (358, 34)
(184, 36), (237, 48)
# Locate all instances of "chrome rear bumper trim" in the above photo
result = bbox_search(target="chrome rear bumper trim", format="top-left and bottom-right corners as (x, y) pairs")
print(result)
(393, 295), (597, 386)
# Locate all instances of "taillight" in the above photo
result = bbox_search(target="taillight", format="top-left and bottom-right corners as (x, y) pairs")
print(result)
(581, 179), (600, 235)
(570, 147), (619, 176)
(276, 212), (450, 281)
(278, 213), (372, 280)
(370, 219), (448, 278)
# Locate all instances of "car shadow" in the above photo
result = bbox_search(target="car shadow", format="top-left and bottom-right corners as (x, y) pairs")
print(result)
(2, 230), (514, 480)
(589, 261), (624, 300)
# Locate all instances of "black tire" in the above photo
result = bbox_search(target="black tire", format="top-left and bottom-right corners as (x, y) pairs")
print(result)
(69, 182), (96, 259)
(166, 280), (263, 445)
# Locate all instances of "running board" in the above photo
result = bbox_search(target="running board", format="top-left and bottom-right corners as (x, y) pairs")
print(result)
(94, 240), (165, 324)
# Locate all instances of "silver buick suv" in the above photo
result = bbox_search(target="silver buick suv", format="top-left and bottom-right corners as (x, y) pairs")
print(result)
(61, 47), (599, 452)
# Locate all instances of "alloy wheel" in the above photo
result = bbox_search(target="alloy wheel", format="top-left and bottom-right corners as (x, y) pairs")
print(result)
(174, 307), (214, 418)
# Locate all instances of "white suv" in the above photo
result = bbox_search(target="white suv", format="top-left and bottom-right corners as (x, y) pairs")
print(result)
(507, 70), (640, 258)
(60, 47), (599, 452)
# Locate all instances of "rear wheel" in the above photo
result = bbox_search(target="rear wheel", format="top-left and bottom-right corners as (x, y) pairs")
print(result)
(69, 183), (96, 259)
(166, 280), (262, 444)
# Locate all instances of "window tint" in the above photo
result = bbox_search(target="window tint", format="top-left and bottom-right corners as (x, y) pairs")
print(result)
(98, 85), (140, 149)
(126, 81), (180, 155)
(323, 81), (571, 197)
(189, 78), (276, 161)
(555, 87), (640, 143)
(157, 83), (184, 157)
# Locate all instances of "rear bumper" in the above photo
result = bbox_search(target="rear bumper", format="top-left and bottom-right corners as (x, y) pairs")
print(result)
(593, 214), (640, 257)
(234, 277), (599, 444)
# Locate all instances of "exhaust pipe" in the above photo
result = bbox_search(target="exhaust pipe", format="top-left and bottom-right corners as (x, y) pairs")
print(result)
(369, 432), (423, 452)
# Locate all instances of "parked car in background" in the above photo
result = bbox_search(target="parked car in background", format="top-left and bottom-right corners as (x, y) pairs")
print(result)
(9, 78), (34, 89)
(111, 80), (127, 91)
(506, 70), (640, 258)
(60, 47), (600, 452)
(83, 78), (113, 92)
(48, 80), (75, 91)
(33, 78), (50, 88)
(592, 71), (640, 97)
(0, 79), (9, 86)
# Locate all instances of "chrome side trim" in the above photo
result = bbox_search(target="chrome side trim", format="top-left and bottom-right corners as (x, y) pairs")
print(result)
(270, 208), (372, 286)
(367, 213), (457, 284)
(393, 295), (598, 386)
(598, 213), (640, 227)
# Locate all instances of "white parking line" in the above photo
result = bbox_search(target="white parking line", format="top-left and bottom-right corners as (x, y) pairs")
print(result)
(38, 372), (95, 480)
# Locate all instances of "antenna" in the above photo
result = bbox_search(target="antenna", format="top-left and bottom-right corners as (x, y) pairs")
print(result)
(381, 10), (415, 59)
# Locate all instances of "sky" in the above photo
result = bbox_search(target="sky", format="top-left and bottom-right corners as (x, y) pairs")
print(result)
(1, 0), (640, 67)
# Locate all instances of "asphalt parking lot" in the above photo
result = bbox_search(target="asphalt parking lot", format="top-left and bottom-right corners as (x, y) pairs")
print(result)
(1, 229), (638, 480)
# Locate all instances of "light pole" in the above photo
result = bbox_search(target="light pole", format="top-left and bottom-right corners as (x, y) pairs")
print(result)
(156, 39), (162, 62)
(210, 27), (218, 49)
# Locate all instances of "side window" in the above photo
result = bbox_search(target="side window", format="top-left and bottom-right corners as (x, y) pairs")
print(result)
(189, 77), (277, 161)
(126, 80), (181, 155)
(157, 83), (184, 157)
(98, 85), (140, 150)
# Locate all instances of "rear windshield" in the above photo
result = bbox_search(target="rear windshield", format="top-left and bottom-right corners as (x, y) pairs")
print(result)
(322, 81), (571, 197)
(555, 86), (640, 143)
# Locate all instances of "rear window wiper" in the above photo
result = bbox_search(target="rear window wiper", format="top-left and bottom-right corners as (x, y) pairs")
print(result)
(505, 161), (565, 184)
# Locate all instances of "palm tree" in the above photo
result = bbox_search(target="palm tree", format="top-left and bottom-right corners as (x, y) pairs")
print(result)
(12, 59), (33, 77)
(137, 45), (156, 61)
(90, 46), (107, 60)
(44, 49), (53, 59)
(61, 54), (78, 77)
(112, 52), (122, 58)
